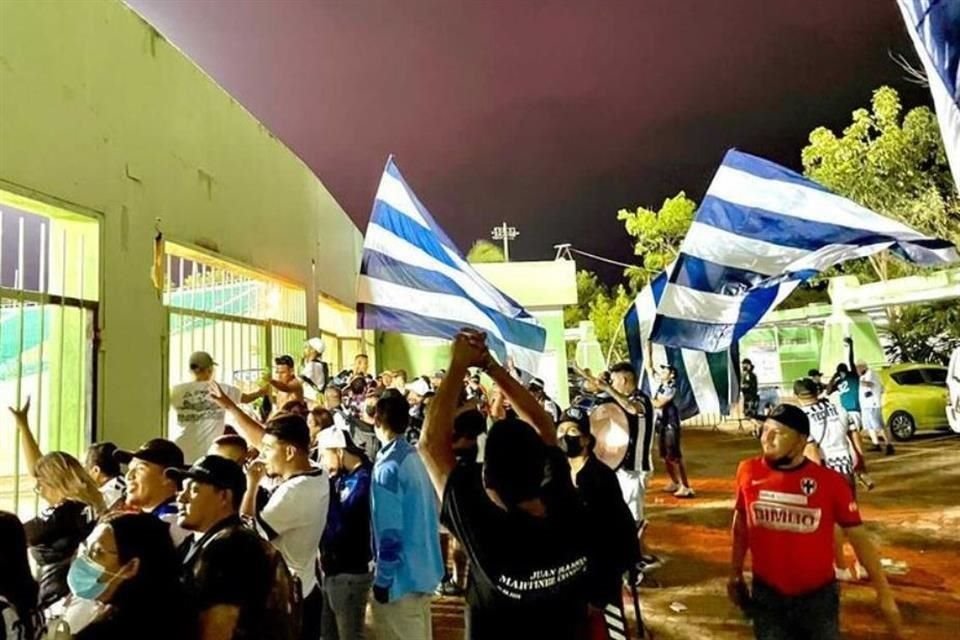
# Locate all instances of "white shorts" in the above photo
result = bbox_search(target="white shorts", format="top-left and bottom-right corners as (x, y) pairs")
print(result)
(839, 409), (862, 432)
(862, 406), (883, 432)
(616, 468), (649, 524)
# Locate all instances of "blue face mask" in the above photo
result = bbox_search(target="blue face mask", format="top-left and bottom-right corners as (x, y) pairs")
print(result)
(67, 553), (121, 601)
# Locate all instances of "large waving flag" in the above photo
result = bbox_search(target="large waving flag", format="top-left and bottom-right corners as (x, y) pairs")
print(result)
(624, 271), (739, 419)
(897, 0), (960, 190)
(646, 150), (960, 352)
(357, 158), (546, 372)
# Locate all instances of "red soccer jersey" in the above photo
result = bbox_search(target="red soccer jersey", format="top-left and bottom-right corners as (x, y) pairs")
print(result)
(735, 457), (862, 596)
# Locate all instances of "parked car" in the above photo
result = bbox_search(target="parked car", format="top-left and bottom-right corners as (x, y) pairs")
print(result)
(948, 347), (960, 434)
(880, 363), (951, 441)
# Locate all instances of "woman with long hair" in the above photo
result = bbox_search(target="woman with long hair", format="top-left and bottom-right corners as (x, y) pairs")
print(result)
(69, 512), (194, 640)
(9, 398), (105, 608)
(0, 511), (43, 640)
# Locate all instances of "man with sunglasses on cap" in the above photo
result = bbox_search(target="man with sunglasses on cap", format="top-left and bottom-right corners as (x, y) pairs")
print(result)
(729, 404), (902, 640)
(315, 428), (374, 640)
(114, 438), (191, 546)
(168, 455), (272, 640)
(169, 351), (259, 464)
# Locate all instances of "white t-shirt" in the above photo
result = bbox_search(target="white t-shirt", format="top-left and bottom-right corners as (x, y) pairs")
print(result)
(169, 381), (242, 463)
(802, 400), (854, 474)
(301, 361), (328, 403)
(99, 476), (126, 510)
(859, 369), (884, 409)
(255, 468), (330, 595)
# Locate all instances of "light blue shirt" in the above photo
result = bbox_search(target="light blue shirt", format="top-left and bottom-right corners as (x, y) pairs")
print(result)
(371, 437), (444, 600)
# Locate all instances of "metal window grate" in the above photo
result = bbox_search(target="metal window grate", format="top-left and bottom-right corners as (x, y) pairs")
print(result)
(0, 200), (99, 520)
(161, 243), (307, 434)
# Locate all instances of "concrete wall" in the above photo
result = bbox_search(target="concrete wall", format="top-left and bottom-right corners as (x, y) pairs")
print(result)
(0, 0), (362, 447)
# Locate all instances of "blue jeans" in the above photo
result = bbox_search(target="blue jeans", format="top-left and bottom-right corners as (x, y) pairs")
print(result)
(321, 572), (373, 640)
(751, 580), (840, 640)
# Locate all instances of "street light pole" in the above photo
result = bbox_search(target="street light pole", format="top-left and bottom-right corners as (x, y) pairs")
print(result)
(490, 222), (519, 261)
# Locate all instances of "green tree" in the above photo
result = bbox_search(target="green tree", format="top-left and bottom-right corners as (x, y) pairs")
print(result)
(588, 284), (632, 362)
(802, 85), (960, 282)
(564, 269), (630, 361)
(465, 240), (506, 263)
(884, 301), (960, 365)
(617, 192), (697, 290)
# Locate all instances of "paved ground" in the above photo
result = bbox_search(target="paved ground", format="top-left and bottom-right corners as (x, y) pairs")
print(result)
(431, 426), (960, 639)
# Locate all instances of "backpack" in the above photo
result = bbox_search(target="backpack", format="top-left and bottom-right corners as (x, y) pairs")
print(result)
(198, 528), (303, 640)
(259, 541), (303, 640)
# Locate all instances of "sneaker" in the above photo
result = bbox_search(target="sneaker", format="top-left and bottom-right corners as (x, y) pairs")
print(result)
(673, 486), (695, 498)
(855, 563), (869, 581)
(662, 482), (680, 493)
(885, 444), (895, 455)
(638, 554), (663, 570)
(835, 567), (855, 582)
(436, 580), (464, 597)
(856, 473), (876, 491)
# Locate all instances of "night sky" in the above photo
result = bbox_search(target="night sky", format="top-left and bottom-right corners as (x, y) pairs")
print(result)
(126, 0), (930, 283)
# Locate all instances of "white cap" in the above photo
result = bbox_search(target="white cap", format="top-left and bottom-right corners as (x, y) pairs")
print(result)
(405, 378), (431, 396)
(306, 337), (325, 355)
(315, 427), (352, 450)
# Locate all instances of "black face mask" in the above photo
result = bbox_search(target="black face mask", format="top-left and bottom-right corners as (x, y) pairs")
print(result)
(560, 435), (585, 458)
(454, 446), (479, 464)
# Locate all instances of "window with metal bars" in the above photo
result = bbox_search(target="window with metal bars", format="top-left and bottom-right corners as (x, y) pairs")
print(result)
(0, 195), (99, 520)
(161, 243), (308, 434)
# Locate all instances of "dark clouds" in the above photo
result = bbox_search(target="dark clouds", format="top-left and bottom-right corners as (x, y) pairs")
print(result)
(126, 0), (929, 282)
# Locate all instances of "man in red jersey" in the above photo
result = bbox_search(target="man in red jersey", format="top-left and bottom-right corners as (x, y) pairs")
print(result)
(728, 403), (902, 640)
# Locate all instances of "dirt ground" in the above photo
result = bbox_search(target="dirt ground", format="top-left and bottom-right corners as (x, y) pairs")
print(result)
(430, 426), (960, 640)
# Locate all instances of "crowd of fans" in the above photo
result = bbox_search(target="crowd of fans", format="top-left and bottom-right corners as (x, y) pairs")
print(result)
(0, 332), (904, 640)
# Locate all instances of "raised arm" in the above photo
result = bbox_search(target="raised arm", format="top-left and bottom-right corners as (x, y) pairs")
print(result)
(8, 397), (42, 475)
(269, 377), (302, 394)
(419, 333), (478, 498)
(209, 382), (266, 447)
(844, 337), (856, 372)
(484, 355), (557, 447)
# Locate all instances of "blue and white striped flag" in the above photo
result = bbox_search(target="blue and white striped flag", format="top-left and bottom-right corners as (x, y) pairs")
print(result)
(357, 158), (546, 372)
(897, 0), (960, 191)
(624, 270), (739, 420)
(647, 149), (960, 352)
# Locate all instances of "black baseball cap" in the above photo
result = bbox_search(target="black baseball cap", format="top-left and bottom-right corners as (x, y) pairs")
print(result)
(807, 368), (823, 377)
(766, 403), (810, 437)
(559, 407), (591, 435)
(114, 438), (185, 469)
(165, 455), (245, 497)
(793, 377), (820, 398)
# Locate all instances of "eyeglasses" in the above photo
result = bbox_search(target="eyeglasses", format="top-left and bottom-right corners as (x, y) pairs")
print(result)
(78, 541), (119, 564)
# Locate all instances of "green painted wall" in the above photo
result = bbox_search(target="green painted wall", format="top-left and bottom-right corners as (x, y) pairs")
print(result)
(0, 0), (362, 448)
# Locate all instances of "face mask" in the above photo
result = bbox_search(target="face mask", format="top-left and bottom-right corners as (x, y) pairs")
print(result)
(560, 435), (585, 458)
(67, 553), (123, 601)
(454, 446), (479, 464)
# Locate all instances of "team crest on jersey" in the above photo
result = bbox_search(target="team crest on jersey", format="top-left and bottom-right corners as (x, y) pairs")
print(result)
(800, 477), (818, 496)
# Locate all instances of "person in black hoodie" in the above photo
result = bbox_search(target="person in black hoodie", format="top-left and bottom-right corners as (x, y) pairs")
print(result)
(70, 512), (194, 640)
(557, 407), (640, 639)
